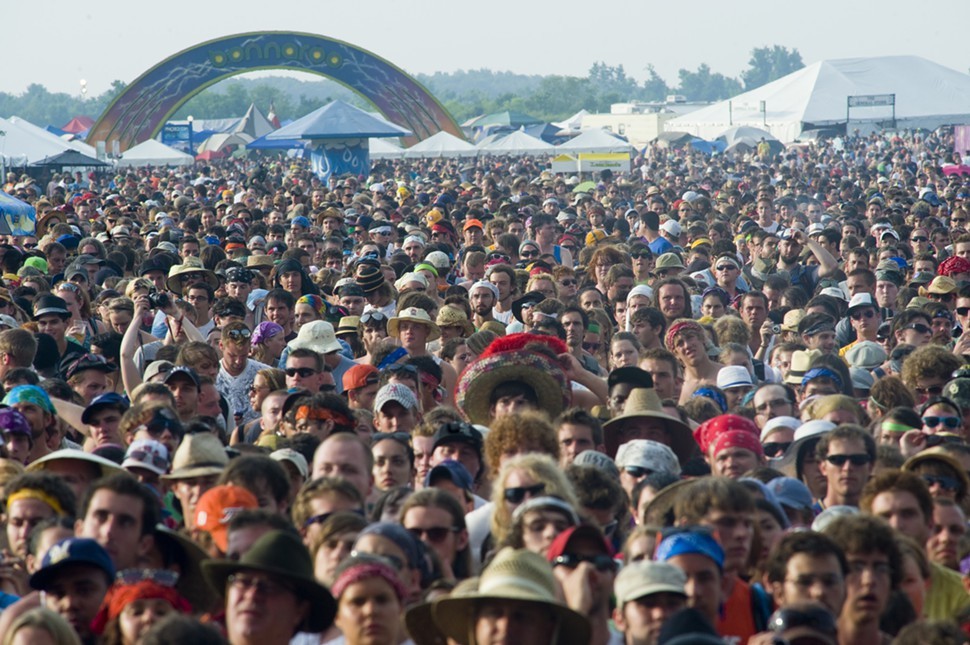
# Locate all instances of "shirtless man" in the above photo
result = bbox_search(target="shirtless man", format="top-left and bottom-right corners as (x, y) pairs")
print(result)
(666, 319), (723, 404)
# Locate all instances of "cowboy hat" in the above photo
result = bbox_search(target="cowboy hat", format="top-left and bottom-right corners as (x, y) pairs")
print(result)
(435, 306), (474, 337)
(202, 530), (335, 632)
(387, 307), (441, 342)
(165, 257), (219, 292)
(37, 210), (66, 238)
(161, 432), (228, 481)
(603, 387), (696, 463)
(455, 336), (570, 426)
(429, 548), (590, 645)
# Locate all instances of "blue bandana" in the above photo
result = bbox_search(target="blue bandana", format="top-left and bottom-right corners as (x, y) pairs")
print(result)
(656, 530), (725, 571)
(3, 385), (54, 415)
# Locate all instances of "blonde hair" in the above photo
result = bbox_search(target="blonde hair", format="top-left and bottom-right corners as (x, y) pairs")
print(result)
(124, 278), (154, 299)
(2, 607), (81, 645)
(490, 453), (578, 545)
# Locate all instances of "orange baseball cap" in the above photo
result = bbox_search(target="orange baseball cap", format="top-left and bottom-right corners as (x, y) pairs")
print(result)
(195, 485), (258, 553)
(463, 218), (484, 231)
(342, 364), (380, 391)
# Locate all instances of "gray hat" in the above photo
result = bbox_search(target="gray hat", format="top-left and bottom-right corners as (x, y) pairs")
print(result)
(849, 368), (874, 391)
(573, 450), (620, 480)
(614, 560), (686, 607)
(844, 341), (887, 370)
(615, 440), (681, 477)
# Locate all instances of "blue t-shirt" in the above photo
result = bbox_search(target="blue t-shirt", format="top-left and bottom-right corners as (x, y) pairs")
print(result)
(648, 236), (674, 255)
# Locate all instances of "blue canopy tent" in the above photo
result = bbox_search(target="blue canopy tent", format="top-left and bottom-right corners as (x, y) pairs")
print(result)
(264, 101), (411, 181)
(687, 137), (726, 156)
(0, 191), (36, 236)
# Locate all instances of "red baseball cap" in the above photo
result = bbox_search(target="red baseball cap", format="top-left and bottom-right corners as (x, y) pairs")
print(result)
(195, 485), (258, 553)
(342, 364), (379, 391)
(546, 525), (615, 563)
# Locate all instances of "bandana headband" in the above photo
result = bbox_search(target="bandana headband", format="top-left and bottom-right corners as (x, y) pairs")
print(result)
(7, 489), (64, 516)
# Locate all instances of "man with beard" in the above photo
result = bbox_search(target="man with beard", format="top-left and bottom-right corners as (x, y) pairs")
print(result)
(3, 386), (57, 464)
(776, 229), (838, 295)
(468, 280), (499, 328)
(652, 278), (692, 328)
(486, 264), (517, 325)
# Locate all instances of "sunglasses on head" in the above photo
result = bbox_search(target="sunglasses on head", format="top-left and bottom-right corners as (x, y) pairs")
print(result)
(762, 441), (792, 458)
(552, 553), (617, 573)
(226, 328), (252, 341)
(360, 311), (386, 324)
(116, 568), (179, 587)
(824, 453), (871, 467)
(922, 415), (961, 429)
(386, 363), (418, 376)
(503, 483), (545, 504)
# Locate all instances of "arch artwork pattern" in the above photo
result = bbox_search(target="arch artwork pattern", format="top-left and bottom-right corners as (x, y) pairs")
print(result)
(87, 31), (461, 151)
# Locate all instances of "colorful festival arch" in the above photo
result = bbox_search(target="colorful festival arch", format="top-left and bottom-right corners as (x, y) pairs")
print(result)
(87, 31), (462, 151)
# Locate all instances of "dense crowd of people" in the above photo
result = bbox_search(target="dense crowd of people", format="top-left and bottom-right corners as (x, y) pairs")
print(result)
(0, 127), (968, 644)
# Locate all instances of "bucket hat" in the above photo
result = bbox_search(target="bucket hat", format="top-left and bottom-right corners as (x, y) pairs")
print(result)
(161, 432), (228, 481)
(288, 320), (342, 355)
(388, 307), (441, 342)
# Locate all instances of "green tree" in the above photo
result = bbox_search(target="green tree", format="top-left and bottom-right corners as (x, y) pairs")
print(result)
(676, 64), (742, 102)
(741, 45), (804, 91)
(641, 65), (670, 102)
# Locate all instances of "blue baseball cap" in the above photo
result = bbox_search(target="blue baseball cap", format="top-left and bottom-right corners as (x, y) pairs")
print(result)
(81, 392), (130, 425)
(291, 216), (311, 228)
(425, 459), (473, 491)
(766, 476), (814, 513)
(29, 538), (115, 590)
(801, 367), (843, 389)
(655, 529), (725, 571)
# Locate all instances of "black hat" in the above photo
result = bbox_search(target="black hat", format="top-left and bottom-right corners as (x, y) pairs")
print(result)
(32, 295), (71, 320)
(607, 367), (654, 390)
(432, 421), (483, 458)
(63, 353), (117, 381)
(512, 291), (546, 325)
(226, 267), (255, 284)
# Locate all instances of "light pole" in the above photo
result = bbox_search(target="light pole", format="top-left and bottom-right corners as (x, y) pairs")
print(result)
(79, 79), (87, 102)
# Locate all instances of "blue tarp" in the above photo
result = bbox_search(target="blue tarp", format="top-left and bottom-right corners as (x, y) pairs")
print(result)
(687, 137), (727, 155)
(0, 191), (35, 236)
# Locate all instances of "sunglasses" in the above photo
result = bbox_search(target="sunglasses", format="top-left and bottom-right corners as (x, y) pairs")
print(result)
(922, 416), (961, 429)
(922, 474), (960, 492)
(912, 236), (929, 242)
(116, 568), (179, 587)
(623, 466), (654, 478)
(303, 508), (365, 528)
(824, 453), (871, 467)
(407, 526), (459, 543)
(929, 293), (955, 302)
(552, 553), (617, 573)
(582, 342), (601, 352)
(559, 279), (577, 287)
(349, 549), (404, 572)
(850, 309), (876, 321)
(762, 441), (792, 458)
(285, 367), (317, 378)
(373, 431), (411, 445)
(915, 384), (945, 396)
(905, 323), (932, 335)
(360, 311), (387, 324)
(631, 251), (652, 260)
(715, 264), (737, 272)
(127, 449), (169, 472)
(386, 363), (418, 376)
(226, 328), (252, 341)
(521, 250), (538, 259)
(503, 483), (545, 504)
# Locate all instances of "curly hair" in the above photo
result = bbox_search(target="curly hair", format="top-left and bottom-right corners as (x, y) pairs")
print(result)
(900, 345), (963, 389)
(713, 314), (750, 346)
(483, 411), (559, 478)
(868, 376), (916, 415)
(860, 470), (934, 532)
(822, 514), (903, 587)
(490, 453), (578, 545)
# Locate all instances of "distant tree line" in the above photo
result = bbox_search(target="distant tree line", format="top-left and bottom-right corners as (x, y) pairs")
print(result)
(0, 45), (802, 128)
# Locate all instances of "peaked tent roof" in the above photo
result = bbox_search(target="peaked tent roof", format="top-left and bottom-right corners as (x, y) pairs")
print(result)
(197, 133), (253, 154)
(233, 104), (276, 139)
(118, 139), (194, 167)
(403, 131), (476, 158)
(9, 116), (98, 158)
(667, 55), (970, 143)
(0, 116), (75, 166)
(478, 130), (554, 156)
(468, 110), (544, 129)
(556, 128), (635, 154)
(30, 149), (109, 168)
(553, 109), (591, 131)
(61, 116), (94, 134)
(265, 100), (412, 140)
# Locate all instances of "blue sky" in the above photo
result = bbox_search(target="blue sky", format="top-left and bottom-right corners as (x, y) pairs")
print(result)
(7, 0), (965, 95)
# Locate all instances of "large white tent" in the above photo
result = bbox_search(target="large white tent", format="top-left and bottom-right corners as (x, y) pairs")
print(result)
(9, 116), (98, 158)
(369, 138), (404, 159)
(478, 130), (553, 156)
(118, 139), (194, 167)
(667, 56), (970, 143)
(556, 128), (636, 154)
(403, 131), (477, 158)
(0, 116), (74, 166)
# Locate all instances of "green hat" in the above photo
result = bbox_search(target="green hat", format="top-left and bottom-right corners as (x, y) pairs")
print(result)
(202, 530), (335, 632)
(654, 253), (685, 271)
(944, 379), (970, 409)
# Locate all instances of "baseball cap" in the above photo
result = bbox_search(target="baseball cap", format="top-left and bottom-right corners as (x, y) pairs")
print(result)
(660, 220), (683, 236)
(342, 364), (379, 391)
(424, 459), (473, 491)
(511, 496), (580, 526)
(30, 538), (115, 590)
(765, 477), (814, 513)
(0, 408), (31, 437)
(432, 421), (483, 455)
(122, 439), (170, 476)
(614, 560), (686, 607)
(143, 360), (175, 383)
(374, 383), (419, 413)
(270, 448), (309, 480)
(546, 525), (615, 565)
(615, 440), (681, 477)
(573, 450), (620, 480)
(164, 366), (200, 388)
(195, 485), (259, 553)
(81, 392), (130, 425)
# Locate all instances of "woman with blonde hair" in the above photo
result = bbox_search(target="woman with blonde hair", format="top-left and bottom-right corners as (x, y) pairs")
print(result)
(2, 607), (81, 645)
(525, 272), (559, 300)
(56, 281), (107, 347)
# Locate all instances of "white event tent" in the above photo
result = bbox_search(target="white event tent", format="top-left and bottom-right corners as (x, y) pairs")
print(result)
(556, 128), (636, 154)
(403, 131), (477, 158)
(369, 138), (404, 159)
(118, 139), (194, 167)
(0, 116), (80, 166)
(9, 116), (99, 158)
(667, 56), (970, 142)
(478, 130), (553, 156)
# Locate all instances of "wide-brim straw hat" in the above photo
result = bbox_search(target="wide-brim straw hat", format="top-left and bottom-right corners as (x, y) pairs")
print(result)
(430, 548), (590, 645)
(166, 257), (219, 292)
(388, 306), (441, 342)
(640, 478), (697, 526)
(436, 306), (474, 337)
(455, 348), (569, 425)
(603, 387), (697, 463)
(202, 530), (335, 632)
(161, 432), (228, 481)
(37, 210), (66, 238)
